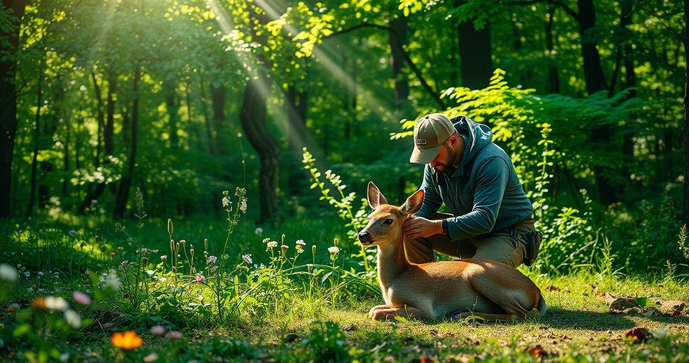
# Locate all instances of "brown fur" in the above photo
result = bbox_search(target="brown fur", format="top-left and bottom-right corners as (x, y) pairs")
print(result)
(362, 182), (546, 322)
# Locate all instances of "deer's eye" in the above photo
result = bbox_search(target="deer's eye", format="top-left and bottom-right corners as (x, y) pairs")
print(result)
(384, 218), (393, 225)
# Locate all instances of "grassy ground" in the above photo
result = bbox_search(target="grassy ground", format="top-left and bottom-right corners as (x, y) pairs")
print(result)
(1, 215), (689, 362)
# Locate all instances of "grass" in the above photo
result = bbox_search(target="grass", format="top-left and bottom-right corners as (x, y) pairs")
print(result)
(1, 212), (689, 362)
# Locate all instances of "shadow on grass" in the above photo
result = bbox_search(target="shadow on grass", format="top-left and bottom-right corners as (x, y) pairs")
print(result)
(543, 307), (689, 330)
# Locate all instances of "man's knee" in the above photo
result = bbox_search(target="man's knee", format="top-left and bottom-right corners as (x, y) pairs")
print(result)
(472, 235), (525, 268)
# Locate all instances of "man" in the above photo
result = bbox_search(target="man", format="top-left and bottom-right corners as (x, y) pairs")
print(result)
(402, 113), (541, 267)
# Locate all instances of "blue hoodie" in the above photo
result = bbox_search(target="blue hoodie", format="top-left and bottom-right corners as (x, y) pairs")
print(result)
(415, 116), (533, 241)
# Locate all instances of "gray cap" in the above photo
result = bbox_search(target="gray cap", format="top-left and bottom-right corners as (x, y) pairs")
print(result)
(410, 113), (454, 164)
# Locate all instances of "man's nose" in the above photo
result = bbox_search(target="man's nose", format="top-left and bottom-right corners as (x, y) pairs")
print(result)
(358, 231), (372, 243)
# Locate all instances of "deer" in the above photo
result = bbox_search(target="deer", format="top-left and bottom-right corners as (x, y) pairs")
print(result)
(359, 182), (546, 322)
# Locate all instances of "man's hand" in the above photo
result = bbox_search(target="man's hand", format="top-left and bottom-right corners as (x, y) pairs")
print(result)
(402, 215), (444, 239)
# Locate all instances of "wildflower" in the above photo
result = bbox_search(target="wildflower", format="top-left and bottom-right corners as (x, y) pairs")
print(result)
(91, 199), (97, 205)
(72, 291), (91, 306)
(179, 240), (186, 245)
(139, 248), (149, 254)
(281, 245), (289, 251)
(166, 331), (183, 340)
(0, 264), (18, 282)
(150, 325), (165, 336)
(69, 229), (76, 237)
(116, 246), (123, 252)
(105, 272), (122, 291)
(328, 246), (340, 255)
(255, 227), (263, 236)
(160, 255), (168, 261)
(64, 309), (82, 328)
(222, 197), (231, 208)
(267, 241), (278, 249)
(111, 331), (143, 349)
(120, 261), (129, 269)
(37, 271), (44, 276)
(195, 273), (205, 283)
(24, 271), (30, 278)
(211, 266), (219, 272)
(7, 303), (20, 312)
(207, 256), (217, 264)
(242, 254), (252, 264)
(296, 240), (306, 246)
(33, 296), (69, 311)
(143, 352), (159, 363)
(239, 200), (247, 214)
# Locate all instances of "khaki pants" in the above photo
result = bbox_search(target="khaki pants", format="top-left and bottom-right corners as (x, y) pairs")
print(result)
(405, 214), (535, 268)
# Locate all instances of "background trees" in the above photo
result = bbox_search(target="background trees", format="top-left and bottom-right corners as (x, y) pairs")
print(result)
(0, 0), (685, 235)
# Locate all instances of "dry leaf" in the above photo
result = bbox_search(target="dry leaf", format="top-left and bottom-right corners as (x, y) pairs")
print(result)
(624, 327), (652, 344)
(546, 285), (561, 292)
(659, 300), (685, 316)
(429, 329), (438, 336)
(527, 345), (548, 358)
(344, 323), (357, 332)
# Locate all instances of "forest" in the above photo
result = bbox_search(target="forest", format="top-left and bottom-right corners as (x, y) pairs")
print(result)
(1, 0), (688, 361)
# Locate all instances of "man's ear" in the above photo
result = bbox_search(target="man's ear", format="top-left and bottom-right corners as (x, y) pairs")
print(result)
(400, 189), (424, 215)
(367, 181), (388, 209)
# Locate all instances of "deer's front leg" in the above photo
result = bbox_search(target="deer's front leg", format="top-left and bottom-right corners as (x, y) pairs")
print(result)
(370, 305), (432, 321)
(368, 305), (392, 318)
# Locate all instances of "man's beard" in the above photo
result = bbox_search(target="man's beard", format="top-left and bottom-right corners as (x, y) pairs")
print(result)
(433, 146), (457, 176)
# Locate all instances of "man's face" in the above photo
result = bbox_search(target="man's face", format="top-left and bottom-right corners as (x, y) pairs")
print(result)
(430, 139), (456, 173)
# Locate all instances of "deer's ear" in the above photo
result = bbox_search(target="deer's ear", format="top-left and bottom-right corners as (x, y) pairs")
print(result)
(400, 189), (424, 215)
(367, 182), (388, 209)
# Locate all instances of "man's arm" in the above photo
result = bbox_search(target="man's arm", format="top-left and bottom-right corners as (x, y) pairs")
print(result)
(416, 164), (442, 219)
(444, 157), (509, 241)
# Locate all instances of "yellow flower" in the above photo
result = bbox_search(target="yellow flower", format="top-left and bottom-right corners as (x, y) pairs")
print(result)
(111, 331), (143, 350)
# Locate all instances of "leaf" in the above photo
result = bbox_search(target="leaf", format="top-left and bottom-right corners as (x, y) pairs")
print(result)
(635, 297), (654, 308)
(393, 316), (408, 323)
(624, 327), (652, 344)
(527, 345), (547, 358)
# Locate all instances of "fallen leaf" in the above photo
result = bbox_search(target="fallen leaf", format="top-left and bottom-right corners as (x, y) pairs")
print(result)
(546, 285), (561, 292)
(527, 345), (548, 358)
(641, 307), (662, 317)
(344, 323), (357, 332)
(635, 297), (655, 308)
(651, 326), (669, 339)
(429, 329), (438, 336)
(659, 300), (685, 316)
(417, 356), (435, 363)
(624, 327), (652, 344)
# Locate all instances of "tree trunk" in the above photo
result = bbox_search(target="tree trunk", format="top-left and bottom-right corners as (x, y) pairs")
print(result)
(389, 14), (409, 107)
(620, 0), (636, 184)
(239, 71), (280, 223)
(114, 68), (141, 218)
(546, 4), (560, 93)
(163, 78), (179, 148)
(78, 70), (117, 212)
(26, 68), (43, 218)
(286, 84), (308, 195)
(211, 84), (227, 154)
(456, 0), (492, 90)
(0, 0), (28, 218)
(91, 71), (104, 166)
(683, 0), (689, 226)
(578, 0), (616, 205)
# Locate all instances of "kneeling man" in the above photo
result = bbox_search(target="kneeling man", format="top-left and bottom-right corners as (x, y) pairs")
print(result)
(403, 113), (541, 267)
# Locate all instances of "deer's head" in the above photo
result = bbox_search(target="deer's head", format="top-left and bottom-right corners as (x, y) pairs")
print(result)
(358, 182), (424, 248)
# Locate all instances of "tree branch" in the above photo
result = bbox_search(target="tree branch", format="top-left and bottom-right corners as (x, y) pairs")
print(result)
(324, 22), (447, 109)
(500, 0), (579, 21)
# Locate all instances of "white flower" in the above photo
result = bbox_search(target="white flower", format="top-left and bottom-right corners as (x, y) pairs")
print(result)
(43, 296), (69, 311)
(328, 246), (340, 255)
(239, 200), (247, 214)
(64, 309), (81, 328)
(0, 264), (18, 282)
(296, 240), (306, 246)
(242, 254), (252, 264)
(255, 228), (263, 236)
(267, 241), (278, 249)
(104, 273), (121, 291)
(222, 197), (231, 208)
(207, 256), (217, 264)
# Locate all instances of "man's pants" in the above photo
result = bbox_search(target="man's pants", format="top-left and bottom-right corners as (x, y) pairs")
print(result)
(404, 214), (535, 268)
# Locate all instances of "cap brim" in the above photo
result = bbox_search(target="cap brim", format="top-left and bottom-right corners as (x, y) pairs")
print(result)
(410, 145), (440, 164)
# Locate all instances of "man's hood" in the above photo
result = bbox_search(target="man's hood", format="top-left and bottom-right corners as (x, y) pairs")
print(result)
(450, 115), (493, 177)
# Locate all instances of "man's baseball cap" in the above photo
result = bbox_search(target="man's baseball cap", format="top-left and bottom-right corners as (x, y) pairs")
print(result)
(410, 113), (455, 164)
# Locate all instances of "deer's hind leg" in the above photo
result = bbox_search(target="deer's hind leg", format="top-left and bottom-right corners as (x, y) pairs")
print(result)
(468, 273), (535, 319)
(370, 305), (432, 321)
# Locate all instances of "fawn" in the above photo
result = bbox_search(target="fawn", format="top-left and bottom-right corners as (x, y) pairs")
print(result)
(359, 182), (546, 321)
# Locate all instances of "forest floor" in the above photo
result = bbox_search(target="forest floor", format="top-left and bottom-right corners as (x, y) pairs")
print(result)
(1, 216), (689, 362)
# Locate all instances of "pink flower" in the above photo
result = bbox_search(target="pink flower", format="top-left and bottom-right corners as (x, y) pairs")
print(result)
(281, 245), (289, 251)
(166, 331), (183, 339)
(206, 256), (217, 264)
(160, 255), (167, 261)
(150, 325), (165, 336)
(195, 273), (205, 283)
(242, 254), (252, 264)
(72, 291), (91, 306)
